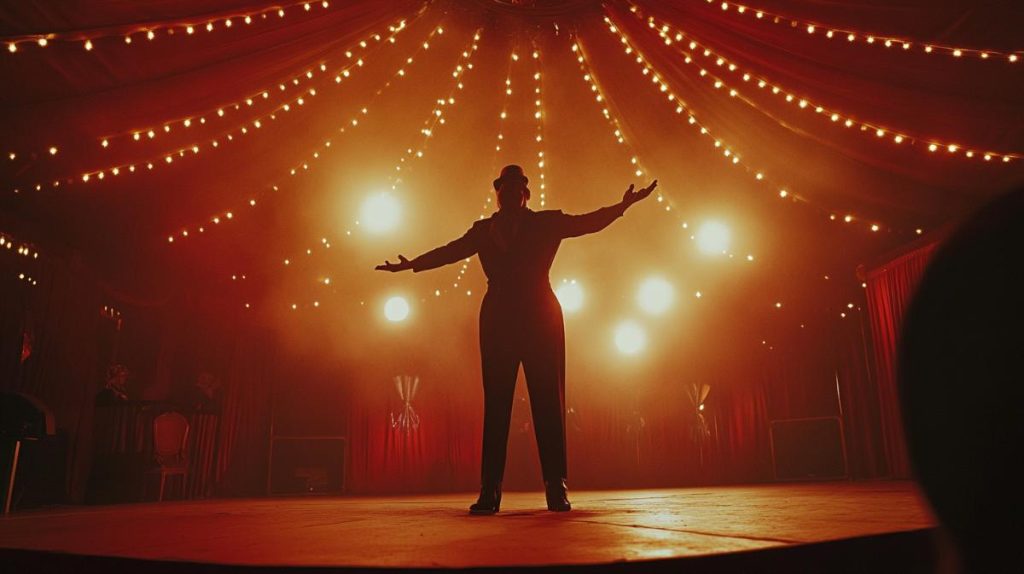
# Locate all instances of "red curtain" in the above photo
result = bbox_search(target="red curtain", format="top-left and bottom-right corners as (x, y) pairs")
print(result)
(345, 376), (481, 494)
(214, 328), (273, 496)
(342, 369), (775, 494)
(0, 256), (104, 503)
(864, 241), (939, 478)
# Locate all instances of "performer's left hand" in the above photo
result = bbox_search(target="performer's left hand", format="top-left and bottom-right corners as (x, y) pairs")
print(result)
(623, 179), (658, 207)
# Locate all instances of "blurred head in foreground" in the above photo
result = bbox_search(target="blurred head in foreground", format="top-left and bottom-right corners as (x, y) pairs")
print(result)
(900, 187), (1024, 572)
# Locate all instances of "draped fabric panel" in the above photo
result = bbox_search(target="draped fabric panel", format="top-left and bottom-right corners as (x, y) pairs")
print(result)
(185, 413), (220, 498)
(0, 246), (274, 501)
(343, 374), (775, 493)
(0, 256), (104, 503)
(832, 314), (885, 478)
(345, 376), (481, 494)
(864, 241), (938, 478)
(1, 254), (881, 497)
(205, 317), (272, 496)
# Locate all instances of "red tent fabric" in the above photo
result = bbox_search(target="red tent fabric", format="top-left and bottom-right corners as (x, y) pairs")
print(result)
(1, 1), (1021, 496)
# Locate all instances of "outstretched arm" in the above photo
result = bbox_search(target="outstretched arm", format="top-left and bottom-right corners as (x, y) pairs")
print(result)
(375, 224), (479, 273)
(556, 180), (658, 238)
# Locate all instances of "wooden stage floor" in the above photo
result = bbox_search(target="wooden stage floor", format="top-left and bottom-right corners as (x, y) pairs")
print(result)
(0, 482), (937, 571)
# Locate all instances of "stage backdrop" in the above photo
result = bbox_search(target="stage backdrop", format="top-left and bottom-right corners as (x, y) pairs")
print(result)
(1, 236), (945, 499)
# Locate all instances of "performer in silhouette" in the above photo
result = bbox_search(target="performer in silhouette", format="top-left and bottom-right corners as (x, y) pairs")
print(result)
(377, 165), (657, 514)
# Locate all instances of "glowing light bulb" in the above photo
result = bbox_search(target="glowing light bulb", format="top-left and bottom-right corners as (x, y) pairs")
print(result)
(384, 296), (410, 322)
(695, 220), (730, 255)
(637, 277), (674, 315)
(556, 280), (584, 313)
(614, 321), (647, 355)
(359, 192), (401, 234)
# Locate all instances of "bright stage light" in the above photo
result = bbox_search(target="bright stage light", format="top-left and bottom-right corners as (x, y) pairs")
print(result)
(384, 296), (410, 322)
(555, 280), (584, 313)
(360, 192), (401, 234)
(696, 220), (730, 255)
(614, 321), (647, 355)
(637, 276), (674, 315)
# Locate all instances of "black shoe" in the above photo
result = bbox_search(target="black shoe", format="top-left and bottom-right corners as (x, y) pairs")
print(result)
(544, 479), (571, 512)
(469, 483), (502, 515)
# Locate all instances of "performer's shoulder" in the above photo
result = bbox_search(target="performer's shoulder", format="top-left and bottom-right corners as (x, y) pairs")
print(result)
(469, 214), (494, 230)
(533, 208), (566, 218)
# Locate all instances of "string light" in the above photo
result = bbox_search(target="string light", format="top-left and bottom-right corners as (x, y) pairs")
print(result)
(2, 0), (340, 53)
(698, 0), (1022, 63)
(15, 273), (39, 286)
(603, 11), (901, 235)
(18, 18), (416, 196)
(382, 30), (482, 195)
(575, 36), (776, 282)
(270, 29), (482, 311)
(531, 41), (548, 208)
(166, 21), (445, 243)
(369, 28), (483, 304)
(577, 31), (777, 269)
(631, 7), (1019, 163)
(572, 38), (656, 195)
(449, 43), (517, 296)
(0, 232), (41, 261)
(99, 16), (413, 148)
(6, 12), (422, 165)
(1, 231), (42, 287)
(284, 28), (483, 311)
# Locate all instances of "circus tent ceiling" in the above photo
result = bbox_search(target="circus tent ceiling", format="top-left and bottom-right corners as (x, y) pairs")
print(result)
(1, 0), (1022, 353)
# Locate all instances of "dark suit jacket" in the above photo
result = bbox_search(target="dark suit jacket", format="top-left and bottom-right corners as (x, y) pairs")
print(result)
(410, 204), (627, 293)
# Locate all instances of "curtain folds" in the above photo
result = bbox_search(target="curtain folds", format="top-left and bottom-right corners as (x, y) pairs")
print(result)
(864, 241), (938, 478)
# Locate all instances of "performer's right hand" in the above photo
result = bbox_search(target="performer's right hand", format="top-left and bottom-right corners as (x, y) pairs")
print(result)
(375, 255), (412, 272)
(622, 179), (658, 207)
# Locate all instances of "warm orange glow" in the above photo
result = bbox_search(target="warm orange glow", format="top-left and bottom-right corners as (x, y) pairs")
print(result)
(384, 296), (410, 322)
(555, 280), (584, 313)
(637, 277), (674, 315)
(614, 321), (647, 355)
(360, 193), (402, 234)
(695, 221), (730, 255)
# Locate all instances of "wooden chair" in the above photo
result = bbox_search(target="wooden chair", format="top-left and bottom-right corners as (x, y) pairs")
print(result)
(152, 412), (189, 501)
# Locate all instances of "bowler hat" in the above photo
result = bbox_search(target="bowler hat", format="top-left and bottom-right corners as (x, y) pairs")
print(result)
(493, 164), (529, 191)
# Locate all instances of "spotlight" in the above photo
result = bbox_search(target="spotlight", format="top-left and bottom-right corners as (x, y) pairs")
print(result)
(384, 296), (410, 322)
(614, 321), (647, 355)
(696, 220), (730, 255)
(360, 192), (401, 234)
(555, 280), (584, 313)
(637, 276), (674, 315)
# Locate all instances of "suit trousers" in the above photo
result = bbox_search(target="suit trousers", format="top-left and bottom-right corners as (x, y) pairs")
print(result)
(478, 287), (567, 485)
